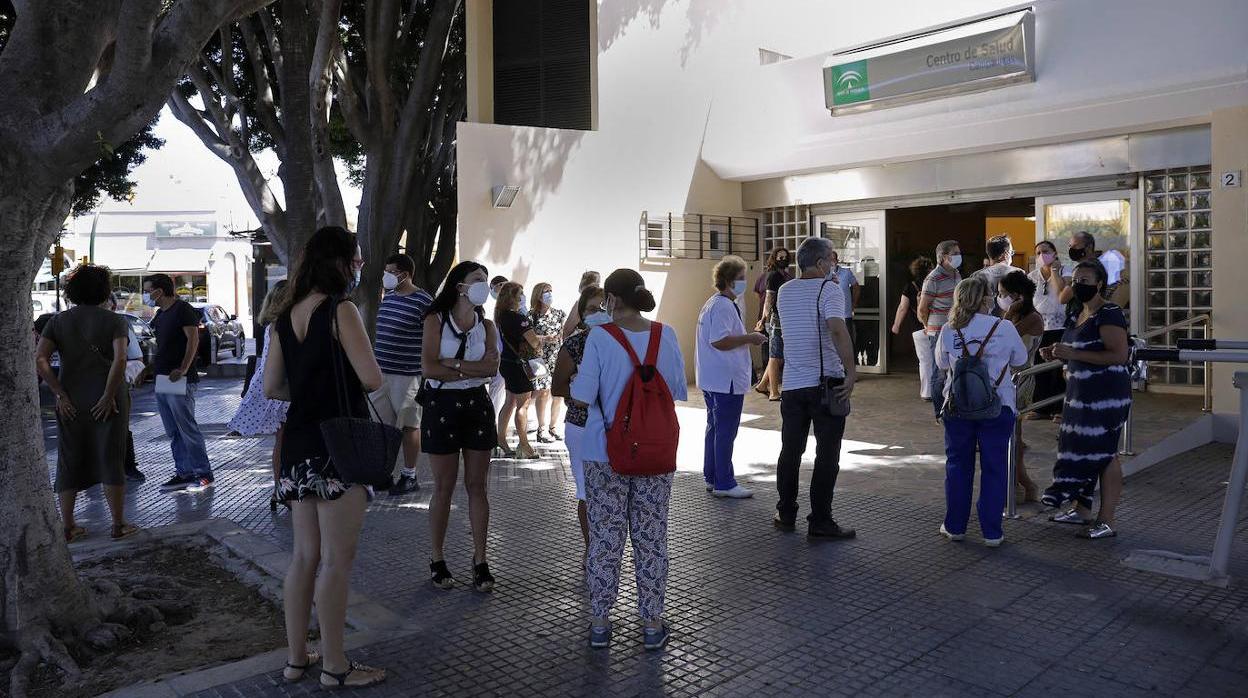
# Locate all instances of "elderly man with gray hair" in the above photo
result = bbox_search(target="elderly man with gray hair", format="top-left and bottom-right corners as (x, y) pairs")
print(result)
(773, 236), (858, 540)
(918, 239), (963, 417)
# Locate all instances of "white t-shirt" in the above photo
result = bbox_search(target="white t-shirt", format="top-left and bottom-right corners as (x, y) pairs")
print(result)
(777, 277), (847, 390)
(695, 294), (751, 395)
(571, 323), (688, 463)
(935, 313), (1030, 410)
(1028, 265), (1070, 331)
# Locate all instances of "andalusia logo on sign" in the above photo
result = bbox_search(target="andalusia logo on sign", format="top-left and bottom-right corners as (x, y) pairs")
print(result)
(831, 60), (870, 104)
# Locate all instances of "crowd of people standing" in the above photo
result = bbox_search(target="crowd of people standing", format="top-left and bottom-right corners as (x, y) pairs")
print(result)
(39, 219), (1136, 678)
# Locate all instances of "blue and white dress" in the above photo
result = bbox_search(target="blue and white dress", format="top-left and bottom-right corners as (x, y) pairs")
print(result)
(228, 325), (289, 435)
(1042, 303), (1132, 509)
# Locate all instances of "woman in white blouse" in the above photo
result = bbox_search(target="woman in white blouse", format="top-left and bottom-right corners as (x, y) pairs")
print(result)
(1025, 240), (1069, 422)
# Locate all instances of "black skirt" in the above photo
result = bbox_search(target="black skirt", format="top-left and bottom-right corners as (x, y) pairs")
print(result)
(499, 359), (535, 394)
(421, 386), (498, 455)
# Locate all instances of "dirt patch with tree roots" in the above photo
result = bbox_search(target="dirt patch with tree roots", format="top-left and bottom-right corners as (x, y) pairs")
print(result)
(10, 545), (286, 698)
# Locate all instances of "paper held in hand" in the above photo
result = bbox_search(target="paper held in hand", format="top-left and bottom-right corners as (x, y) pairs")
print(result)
(155, 374), (187, 396)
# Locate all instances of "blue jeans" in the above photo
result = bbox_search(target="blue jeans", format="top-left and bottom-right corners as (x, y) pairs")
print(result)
(942, 408), (1015, 540)
(155, 384), (213, 478)
(702, 391), (744, 491)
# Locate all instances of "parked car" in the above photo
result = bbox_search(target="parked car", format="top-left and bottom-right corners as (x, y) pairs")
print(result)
(120, 313), (156, 365)
(190, 303), (246, 364)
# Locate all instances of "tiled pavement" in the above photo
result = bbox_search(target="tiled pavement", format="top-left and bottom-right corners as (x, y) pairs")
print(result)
(50, 375), (1248, 697)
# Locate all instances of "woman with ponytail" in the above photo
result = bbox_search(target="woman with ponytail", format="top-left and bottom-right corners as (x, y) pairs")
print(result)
(571, 269), (686, 651)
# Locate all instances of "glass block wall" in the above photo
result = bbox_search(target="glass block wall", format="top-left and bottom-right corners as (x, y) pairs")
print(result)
(760, 206), (810, 257)
(1144, 167), (1213, 386)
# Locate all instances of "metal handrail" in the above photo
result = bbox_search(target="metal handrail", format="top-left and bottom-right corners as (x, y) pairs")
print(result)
(1138, 313), (1210, 342)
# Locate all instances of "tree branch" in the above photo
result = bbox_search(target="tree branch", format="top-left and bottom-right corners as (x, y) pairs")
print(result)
(331, 48), (371, 143)
(167, 90), (231, 159)
(238, 17), (286, 151)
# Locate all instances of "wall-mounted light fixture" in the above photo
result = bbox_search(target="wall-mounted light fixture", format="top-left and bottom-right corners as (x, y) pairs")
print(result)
(491, 185), (521, 208)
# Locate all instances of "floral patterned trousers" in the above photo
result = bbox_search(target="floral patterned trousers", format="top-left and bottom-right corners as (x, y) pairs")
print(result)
(584, 460), (673, 621)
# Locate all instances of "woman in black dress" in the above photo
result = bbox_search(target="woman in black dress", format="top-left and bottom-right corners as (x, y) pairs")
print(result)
(495, 281), (541, 459)
(892, 256), (935, 400)
(1039, 260), (1132, 539)
(264, 227), (386, 688)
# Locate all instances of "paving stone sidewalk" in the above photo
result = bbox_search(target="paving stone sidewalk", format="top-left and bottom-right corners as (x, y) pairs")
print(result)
(51, 377), (1248, 697)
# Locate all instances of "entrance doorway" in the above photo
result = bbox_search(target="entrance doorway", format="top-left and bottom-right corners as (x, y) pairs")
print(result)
(883, 199), (1036, 374)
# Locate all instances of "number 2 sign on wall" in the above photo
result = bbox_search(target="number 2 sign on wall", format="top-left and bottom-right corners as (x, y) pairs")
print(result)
(1223, 170), (1242, 188)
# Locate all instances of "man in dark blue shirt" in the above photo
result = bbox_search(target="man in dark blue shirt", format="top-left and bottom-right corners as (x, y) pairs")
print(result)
(143, 273), (213, 490)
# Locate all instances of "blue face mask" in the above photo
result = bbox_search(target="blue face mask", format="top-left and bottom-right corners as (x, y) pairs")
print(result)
(732, 279), (747, 296)
(583, 311), (610, 327)
(349, 268), (361, 292)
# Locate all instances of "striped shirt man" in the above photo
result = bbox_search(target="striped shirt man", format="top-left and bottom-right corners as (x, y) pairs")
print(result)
(921, 267), (960, 335)
(374, 289), (434, 376)
(776, 277), (847, 390)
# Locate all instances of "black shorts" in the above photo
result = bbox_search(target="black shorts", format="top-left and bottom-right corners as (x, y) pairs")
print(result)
(420, 386), (498, 455)
(499, 359), (535, 394)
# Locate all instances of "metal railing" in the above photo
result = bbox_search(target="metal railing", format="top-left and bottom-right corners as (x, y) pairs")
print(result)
(1005, 312), (1213, 518)
(1137, 313), (1212, 414)
(638, 211), (760, 262)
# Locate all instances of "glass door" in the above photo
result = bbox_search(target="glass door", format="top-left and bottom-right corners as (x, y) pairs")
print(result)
(1035, 190), (1140, 330)
(814, 211), (887, 374)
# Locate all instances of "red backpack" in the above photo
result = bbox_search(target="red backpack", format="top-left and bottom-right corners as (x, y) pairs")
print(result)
(600, 322), (680, 476)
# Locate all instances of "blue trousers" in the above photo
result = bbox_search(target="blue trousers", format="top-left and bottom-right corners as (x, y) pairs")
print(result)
(155, 384), (213, 478)
(702, 391), (744, 491)
(942, 408), (1015, 540)
(928, 334), (946, 418)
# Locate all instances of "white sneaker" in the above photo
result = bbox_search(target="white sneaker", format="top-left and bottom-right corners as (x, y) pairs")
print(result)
(938, 524), (965, 542)
(712, 485), (754, 499)
(984, 536), (1004, 548)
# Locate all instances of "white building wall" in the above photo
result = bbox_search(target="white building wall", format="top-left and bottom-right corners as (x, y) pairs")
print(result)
(703, 0), (1248, 181)
(458, 0), (1012, 373)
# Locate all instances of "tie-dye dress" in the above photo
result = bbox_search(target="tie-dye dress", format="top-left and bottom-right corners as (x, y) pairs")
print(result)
(1041, 303), (1132, 509)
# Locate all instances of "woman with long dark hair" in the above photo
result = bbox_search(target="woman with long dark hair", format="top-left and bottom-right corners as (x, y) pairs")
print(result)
(998, 270), (1044, 501)
(264, 226), (386, 688)
(421, 261), (501, 591)
(893, 256), (936, 400)
(1040, 260), (1131, 539)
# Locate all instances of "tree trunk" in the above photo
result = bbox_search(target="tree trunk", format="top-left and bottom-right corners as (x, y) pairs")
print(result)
(276, 0), (318, 257)
(0, 181), (98, 696)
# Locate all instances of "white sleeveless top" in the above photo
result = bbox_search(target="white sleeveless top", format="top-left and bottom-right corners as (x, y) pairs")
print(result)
(429, 311), (490, 389)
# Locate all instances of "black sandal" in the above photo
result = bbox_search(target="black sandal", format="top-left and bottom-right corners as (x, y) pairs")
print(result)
(318, 659), (385, 689)
(473, 559), (495, 593)
(430, 559), (455, 589)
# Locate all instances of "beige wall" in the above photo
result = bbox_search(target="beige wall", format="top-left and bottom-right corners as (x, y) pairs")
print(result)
(1211, 106), (1248, 439)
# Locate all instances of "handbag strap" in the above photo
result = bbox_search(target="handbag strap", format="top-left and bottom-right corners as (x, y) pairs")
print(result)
(327, 297), (386, 422)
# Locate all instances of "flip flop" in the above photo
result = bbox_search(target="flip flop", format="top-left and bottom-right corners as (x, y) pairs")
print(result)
(65, 526), (87, 543)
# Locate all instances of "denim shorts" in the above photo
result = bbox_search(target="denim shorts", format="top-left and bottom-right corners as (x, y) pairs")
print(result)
(769, 323), (784, 360)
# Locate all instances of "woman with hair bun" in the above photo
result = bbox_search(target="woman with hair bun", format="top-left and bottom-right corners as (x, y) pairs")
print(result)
(571, 269), (686, 651)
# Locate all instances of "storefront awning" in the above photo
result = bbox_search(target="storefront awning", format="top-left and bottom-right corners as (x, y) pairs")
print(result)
(91, 237), (153, 274)
(147, 248), (213, 273)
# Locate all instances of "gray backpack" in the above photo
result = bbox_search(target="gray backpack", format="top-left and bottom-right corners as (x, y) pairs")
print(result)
(944, 319), (1009, 421)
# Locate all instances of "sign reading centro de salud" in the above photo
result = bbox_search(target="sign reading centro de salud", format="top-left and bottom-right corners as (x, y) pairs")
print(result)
(824, 11), (1034, 115)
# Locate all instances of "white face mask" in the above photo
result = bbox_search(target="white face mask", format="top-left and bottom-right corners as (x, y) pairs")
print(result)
(490, 286), (501, 300)
(583, 311), (610, 327)
(997, 294), (1014, 312)
(382, 272), (399, 291)
(541, 291), (553, 306)
(465, 281), (491, 306)
(949, 254), (963, 269)
(350, 268), (361, 291)
(732, 279), (747, 297)
(519, 292), (528, 312)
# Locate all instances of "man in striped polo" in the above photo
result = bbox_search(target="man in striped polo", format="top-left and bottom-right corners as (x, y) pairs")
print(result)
(917, 240), (963, 418)
(372, 254), (434, 495)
